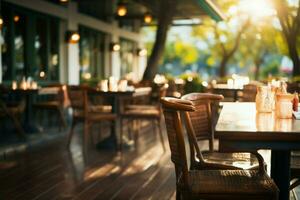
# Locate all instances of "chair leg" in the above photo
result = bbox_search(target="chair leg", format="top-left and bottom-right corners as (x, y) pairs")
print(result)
(10, 114), (25, 139)
(127, 119), (133, 140)
(97, 122), (102, 142)
(136, 119), (141, 130)
(176, 189), (181, 200)
(120, 118), (124, 151)
(152, 120), (156, 136)
(83, 120), (90, 151)
(134, 120), (139, 145)
(58, 108), (67, 130)
(67, 119), (76, 148)
(156, 119), (166, 152)
(290, 178), (300, 190)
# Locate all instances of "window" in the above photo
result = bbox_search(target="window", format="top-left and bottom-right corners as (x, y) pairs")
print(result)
(48, 19), (59, 81)
(120, 39), (136, 77)
(1, 2), (60, 83)
(79, 26), (105, 81)
(35, 17), (48, 80)
(2, 5), (12, 81)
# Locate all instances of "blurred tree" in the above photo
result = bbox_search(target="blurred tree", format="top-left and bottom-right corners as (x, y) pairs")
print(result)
(192, 0), (252, 78)
(163, 39), (199, 66)
(274, 0), (300, 76)
(192, 17), (250, 78)
(239, 19), (280, 80)
(142, 0), (176, 81)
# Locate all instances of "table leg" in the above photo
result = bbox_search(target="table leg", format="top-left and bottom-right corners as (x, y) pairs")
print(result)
(271, 150), (290, 200)
(96, 96), (118, 150)
(233, 90), (238, 102)
(95, 95), (133, 151)
(23, 93), (41, 133)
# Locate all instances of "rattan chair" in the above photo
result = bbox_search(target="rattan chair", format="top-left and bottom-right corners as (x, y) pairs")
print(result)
(34, 84), (66, 130)
(289, 152), (300, 192)
(67, 85), (117, 149)
(181, 93), (261, 170)
(288, 83), (300, 189)
(120, 84), (168, 150)
(161, 97), (278, 200)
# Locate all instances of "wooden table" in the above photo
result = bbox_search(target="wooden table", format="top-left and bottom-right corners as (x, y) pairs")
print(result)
(212, 84), (243, 101)
(90, 87), (152, 150)
(215, 102), (300, 200)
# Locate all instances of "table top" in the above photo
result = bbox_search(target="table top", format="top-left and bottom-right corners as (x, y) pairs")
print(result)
(215, 102), (300, 141)
(89, 87), (151, 96)
(7, 88), (39, 92)
(212, 84), (243, 91)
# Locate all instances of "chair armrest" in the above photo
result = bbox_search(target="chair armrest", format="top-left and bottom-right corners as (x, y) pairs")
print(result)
(249, 151), (266, 175)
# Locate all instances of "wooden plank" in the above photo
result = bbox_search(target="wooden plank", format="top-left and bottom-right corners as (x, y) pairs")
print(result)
(0, 123), (176, 200)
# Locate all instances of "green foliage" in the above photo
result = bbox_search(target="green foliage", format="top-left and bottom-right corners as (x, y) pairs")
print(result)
(292, 76), (300, 83)
(141, 0), (299, 79)
(163, 39), (199, 66)
(179, 73), (204, 93)
(261, 57), (281, 78)
(191, 0), (251, 75)
(80, 77), (100, 87)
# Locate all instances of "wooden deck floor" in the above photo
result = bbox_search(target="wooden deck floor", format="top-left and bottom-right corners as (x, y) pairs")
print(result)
(1, 122), (299, 200)
(0, 123), (176, 200)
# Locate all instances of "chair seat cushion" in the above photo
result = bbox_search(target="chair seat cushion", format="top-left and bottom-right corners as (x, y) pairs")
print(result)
(87, 113), (117, 121)
(185, 170), (278, 198)
(121, 108), (160, 118)
(89, 105), (112, 113)
(34, 101), (60, 108)
(125, 104), (157, 110)
(73, 105), (114, 119)
(201, 151), (259, 170)
(290, 151), (300, 178)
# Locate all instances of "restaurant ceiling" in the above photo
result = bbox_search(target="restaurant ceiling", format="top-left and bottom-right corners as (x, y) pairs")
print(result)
(134, 0), (224, 22)
(73, 0), (224, 23)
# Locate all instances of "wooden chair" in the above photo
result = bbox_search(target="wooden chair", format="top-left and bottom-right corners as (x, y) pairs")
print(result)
(0, 99), (25, 138)
(287, 82), (300, 93)
(181, 93), (261, 170)
(33, 84), (67, 130)
(160, 97), (278, 200)
(0, 85), (25, 138)
(120, 84), (168, 150)
(66, 85), (117, 149)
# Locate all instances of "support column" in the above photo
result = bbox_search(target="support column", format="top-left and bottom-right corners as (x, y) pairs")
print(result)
(59, 20), (67, 83)
(67, 2), (80, 85)
(111, 26), (120, 79)
(0, 31), (2, 83)
(103, 34), (111, 78)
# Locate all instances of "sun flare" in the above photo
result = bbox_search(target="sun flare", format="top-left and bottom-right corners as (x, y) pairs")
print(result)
(238, 0), (276, 19)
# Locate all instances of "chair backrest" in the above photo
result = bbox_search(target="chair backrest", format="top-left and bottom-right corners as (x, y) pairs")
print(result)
(242, 84), (258, 102)
(38, 84), (65, 104)
(159, 83), (169, 99)
(67, 85), (89, 115)
(181, 93), (223, 152)
(287, 82), (300, 93)
(161, 97), (195, 186)
(150, 83), (169, 104)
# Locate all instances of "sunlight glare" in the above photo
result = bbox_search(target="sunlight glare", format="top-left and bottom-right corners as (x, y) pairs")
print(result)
(238, 0), (276, 19)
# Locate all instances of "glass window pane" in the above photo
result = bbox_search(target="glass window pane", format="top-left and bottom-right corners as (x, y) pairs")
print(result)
(35, 17), (48, 81)
(49, 19), (59, 81)
(79, 26), (105, 81)
(1, 5), (11, 81)
(14, 12), (26, 81)
(120, 39), (134, 77)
